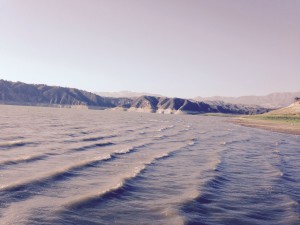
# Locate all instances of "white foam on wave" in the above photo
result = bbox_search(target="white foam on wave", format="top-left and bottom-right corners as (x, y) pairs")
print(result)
(161, 207), (185, 225)
(113, 142), (150, 155)
(157, 125), (174, 132)
(220, 138), (251, 146)
(114, 146), (136, 154)
(114, 148), (132, 154)
(188, 142), (195, 146)
(154, 134), (164, 138)
(211, 159), (222, 171)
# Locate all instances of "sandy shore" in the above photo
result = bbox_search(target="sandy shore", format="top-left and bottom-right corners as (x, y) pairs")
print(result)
(231, 117), (300, 135)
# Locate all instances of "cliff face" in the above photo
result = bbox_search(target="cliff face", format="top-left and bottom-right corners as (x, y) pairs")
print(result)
(158, 98), (185, 111)
(129, 96), (159, 112)
(0, 80), (269, 114)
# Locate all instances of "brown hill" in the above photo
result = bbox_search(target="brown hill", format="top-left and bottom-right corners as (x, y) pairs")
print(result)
(266, 100), (300, 116)
(0, 79), (132, 108)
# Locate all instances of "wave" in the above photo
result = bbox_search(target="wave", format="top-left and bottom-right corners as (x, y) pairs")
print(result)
(0, 154), (47, 167)
(220, 138), (251, 146)
(154, 131), (189, 140)
(82, 135), (117, 142)
(180, 159), (228, 224)
(64, 152), (174, 210)
(188, 142), (195, 146)
(113, 146), (139, 155)
(157, 125), (174, 132)
(70, 126), (86, 130)
(0, 155), (113, 194)
(64, 133), (117, 143)
(0, 140), (32, 149)
(176, 128), (191, 134)
(71, 142), (114, 152)
(186, 138), (197, 146)
(63, 139), (195, 209)
(0, 144), (148, 198)
(154, 134), (166, 139)
(109, 143), (151, 159)
(274, 140), (287, 147)
(176, 154), (222, 203)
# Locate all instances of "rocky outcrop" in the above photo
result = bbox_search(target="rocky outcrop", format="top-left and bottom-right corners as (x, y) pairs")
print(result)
(128, 96), (159, 113)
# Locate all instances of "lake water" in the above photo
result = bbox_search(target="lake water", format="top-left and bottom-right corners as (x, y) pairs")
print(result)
(0, 105), (299, 225)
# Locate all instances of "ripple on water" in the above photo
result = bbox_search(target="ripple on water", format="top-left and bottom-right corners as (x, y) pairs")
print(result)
(0, 106), (299, 225)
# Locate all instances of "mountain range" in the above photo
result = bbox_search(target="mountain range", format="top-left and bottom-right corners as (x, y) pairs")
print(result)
(95, 91), (164, 98)
(194, 92), (300, 109)
(0, 79), (274, 115)
(95, 90), (300, 109)
(0, 79), (131, 109)
(126, 96), (269, 115)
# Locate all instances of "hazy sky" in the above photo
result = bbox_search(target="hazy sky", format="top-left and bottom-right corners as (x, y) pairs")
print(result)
(0, 0), (299, 98)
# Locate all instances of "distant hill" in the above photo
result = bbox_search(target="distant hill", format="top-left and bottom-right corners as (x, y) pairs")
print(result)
(0, 80), (132, 108)
(128, 96), (269, 115)
(195, 92), (300, 109)
(0, 79), (269, 115)
(95, 91), (164, 98)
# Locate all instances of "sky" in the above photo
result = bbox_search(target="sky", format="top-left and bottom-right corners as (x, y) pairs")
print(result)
(0, 0), (299, 98)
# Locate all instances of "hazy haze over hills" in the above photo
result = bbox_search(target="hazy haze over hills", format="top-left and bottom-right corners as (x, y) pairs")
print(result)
(96, 90), (300, 109)
(195, 92), (300, 109)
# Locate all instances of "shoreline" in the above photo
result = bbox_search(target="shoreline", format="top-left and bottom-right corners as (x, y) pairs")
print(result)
(231, 117), (300, 135)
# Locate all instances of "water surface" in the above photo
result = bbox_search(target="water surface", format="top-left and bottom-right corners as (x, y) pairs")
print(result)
(0, 105), (299, 225)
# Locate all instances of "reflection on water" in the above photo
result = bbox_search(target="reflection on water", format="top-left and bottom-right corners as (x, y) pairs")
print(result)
(0, 105), (299, 225)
